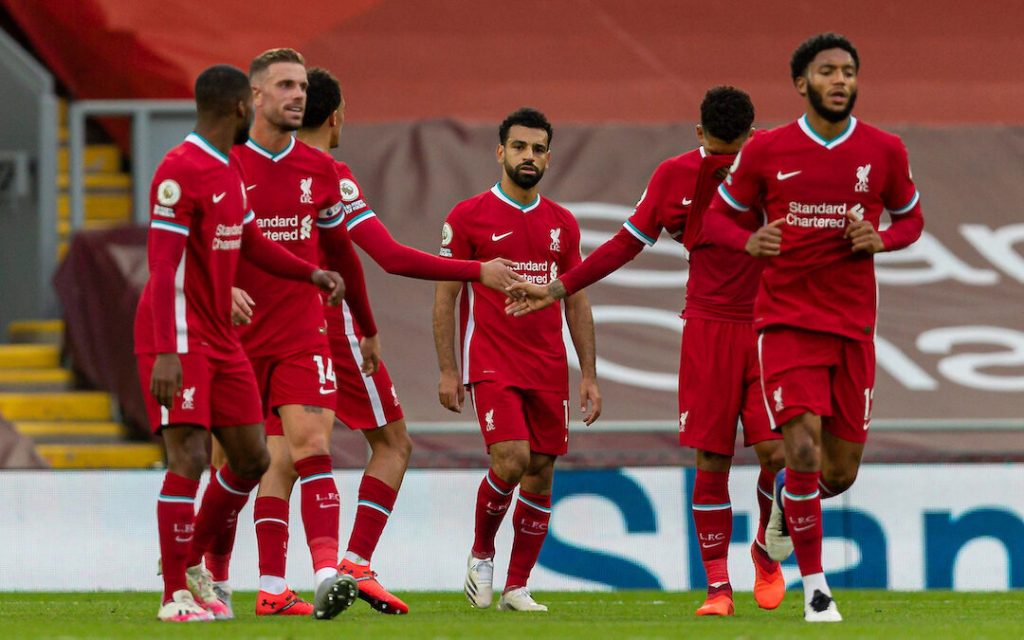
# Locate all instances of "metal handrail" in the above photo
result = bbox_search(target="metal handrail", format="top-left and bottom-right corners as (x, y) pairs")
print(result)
(68, 100), (195, 229)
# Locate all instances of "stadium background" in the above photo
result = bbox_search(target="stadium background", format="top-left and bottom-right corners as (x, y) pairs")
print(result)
(0, 0), (1021, 594)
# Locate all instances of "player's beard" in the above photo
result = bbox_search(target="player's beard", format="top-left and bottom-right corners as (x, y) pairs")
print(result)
(808, 83), (858, 123)
(505, 160), (544, 189)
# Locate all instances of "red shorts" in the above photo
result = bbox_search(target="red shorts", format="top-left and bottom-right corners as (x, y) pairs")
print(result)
(328, 330), (404, 430)
(757, 327), (875, 444)
(250, 348), (337, 437)
(469, 382), (569, 457)
(677, 318), (778, 456)
(137, 348), (263, 433)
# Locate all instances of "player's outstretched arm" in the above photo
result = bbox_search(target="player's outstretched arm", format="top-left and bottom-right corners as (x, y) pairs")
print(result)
(432, 281), (464, 413)
(505, 281), (559, 316)
(320, 224), (378, 336)
(240, 218), (321, 282)
(564, 290), (601, 425)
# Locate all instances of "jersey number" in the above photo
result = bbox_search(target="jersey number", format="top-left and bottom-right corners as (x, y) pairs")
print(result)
(313, 355), (337, 386)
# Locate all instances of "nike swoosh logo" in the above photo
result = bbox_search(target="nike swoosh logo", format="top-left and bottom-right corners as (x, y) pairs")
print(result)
(701, 542), (724, 549)
(319, 503), (340, 509)
(212, 192), (226, 203)
(682, 198), (693, 205)
(776, 170), (802, 181)
(491, 231), (514, 241)
(319, 387), (336, 395)
(793, 523), (816, 532)
(521, 529), (547, 536)
(174, 536), (193, 543)
(246, 184), (258, 191)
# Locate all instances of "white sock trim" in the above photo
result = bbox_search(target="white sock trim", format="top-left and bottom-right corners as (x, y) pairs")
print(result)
(259, 575), (288, 595)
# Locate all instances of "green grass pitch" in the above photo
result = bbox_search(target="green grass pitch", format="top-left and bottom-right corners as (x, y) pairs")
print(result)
(0, 590), (1021, 639)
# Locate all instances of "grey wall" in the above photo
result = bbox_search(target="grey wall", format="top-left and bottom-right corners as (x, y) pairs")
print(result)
(0, 28), (57, 331)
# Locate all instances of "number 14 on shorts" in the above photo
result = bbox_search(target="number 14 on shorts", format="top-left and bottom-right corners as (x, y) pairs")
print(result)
(313, 354), (337, 391)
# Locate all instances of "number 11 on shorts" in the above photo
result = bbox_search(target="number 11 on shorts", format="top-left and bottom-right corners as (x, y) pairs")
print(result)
(862, 388), (874, 430)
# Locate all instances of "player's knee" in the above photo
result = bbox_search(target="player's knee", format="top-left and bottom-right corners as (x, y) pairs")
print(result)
(291, 433), (330, 460)
(392, 432), (413, 466)
(822, 467), (858, 494)
(492, 452), (529, 483)
(787, 440), (819, 469)
(756, 443), (786, 474)
(234, 448), (270, 480)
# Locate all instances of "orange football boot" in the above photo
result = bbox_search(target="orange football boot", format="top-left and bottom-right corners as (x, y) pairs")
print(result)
(751, 542), (786, 609)
(695, 591), (735, 616)
(255, 588), (315, 616)
(339, 558), (410, 614)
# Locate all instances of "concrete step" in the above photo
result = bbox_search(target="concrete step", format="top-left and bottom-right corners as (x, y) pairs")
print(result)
(58, 218), (127, 238)
(13, 421), (124, 438)
(7, 319), (63, 345)
(57, 172), (132, 191)
(36, 443), (163, 469)
(0, 368), (72, 391)
(0, 344), (59, 369)
(0, 392), (111, 421)
(57, 193), (132, 221)
(57, 144), (122, 174)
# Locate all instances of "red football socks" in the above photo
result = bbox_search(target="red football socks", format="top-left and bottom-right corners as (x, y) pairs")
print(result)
(203, 464), (237, 583)
(784, 467), (824, 577)
(505, 490), (552, 590)
(187, 465), (258, 568)
(346, 474), (397, 563)
(254, 496), (290, 580)
(472, 468), (516, 559)
(755, 466), (775, 547)
(157, 472), (199, 603)
(692, 469), (732, 588)
(295, 454), (340, 572)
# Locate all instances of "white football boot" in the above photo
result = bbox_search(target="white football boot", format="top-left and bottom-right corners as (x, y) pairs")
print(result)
(464, 554), (494, 608)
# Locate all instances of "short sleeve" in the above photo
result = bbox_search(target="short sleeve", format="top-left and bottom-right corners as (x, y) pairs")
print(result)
(316, 157), (345, 228)
(883, 139), (920, 215)
(559, 213), (582, 272)
(440, 206), (473, 260)
(624, 163), (672, 246)
(149, 162), (197, 237)
(335, 164), (377, 231)
(717, 138), (765, 213)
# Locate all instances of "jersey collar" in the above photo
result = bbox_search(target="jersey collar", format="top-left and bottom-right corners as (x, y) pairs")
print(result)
(699, 146), (707, 158)
(491, 182), (541, 213)
(245, 136), (296, 162)
(185, 133), (229, 165)
(798, 114), (857, 150)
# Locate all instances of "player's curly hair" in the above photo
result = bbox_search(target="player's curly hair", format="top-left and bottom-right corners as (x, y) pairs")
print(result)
(303, 67), (342, 129)
(249, 48), (305, 80)
(700, 86), (754, 144)
(195, 65), (250, 116)
(499, 107), (553, 146)
(790, 33), (859, 79)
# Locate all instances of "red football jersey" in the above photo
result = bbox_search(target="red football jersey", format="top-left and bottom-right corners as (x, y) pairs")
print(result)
(717, 116), (921, 341)
(232, 138), (343, 357)
(441, 184), (582, 391)
(134, 133), (252, 356)
(625, 147), (763, 322)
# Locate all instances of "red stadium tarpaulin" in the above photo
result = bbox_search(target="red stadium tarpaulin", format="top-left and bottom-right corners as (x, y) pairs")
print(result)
(3, 0), (1023, 124)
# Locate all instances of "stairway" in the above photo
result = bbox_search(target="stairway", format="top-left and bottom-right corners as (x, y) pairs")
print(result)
(56, 100), (134, 260)
(0, 320), (163, 468)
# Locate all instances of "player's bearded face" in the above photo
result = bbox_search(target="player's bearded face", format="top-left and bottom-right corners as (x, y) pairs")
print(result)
(808, 81), (858, 123)
(505, 157), (545, 189)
